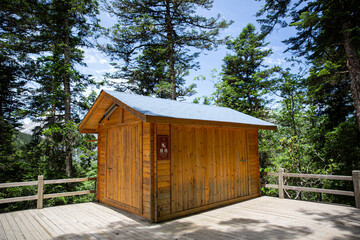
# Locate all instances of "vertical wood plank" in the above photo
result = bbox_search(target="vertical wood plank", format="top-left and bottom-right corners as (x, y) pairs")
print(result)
(245, 130), (250, 196)
(184, 126), (190, 210)
(154, 123), (158, 222)
(190, 126), (196, 209)
(279, 168), (285, 199)
(215, 127), (220, 203)
(210, 128), (216, 203)
(229, 129), (235, 199)
(37, 176), (43, 209)
(235, 129), (240, 197)
(353, 170), (360, 208)
(150, 123), (155, 222)
(204, 127), (210, 205)
(169, 124), (259, 214)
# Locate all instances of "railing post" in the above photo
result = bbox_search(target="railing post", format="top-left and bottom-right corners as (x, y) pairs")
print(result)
(353, 170), (360, 209)
(279, 168), (284, 199)
(37, 175), (44, 209)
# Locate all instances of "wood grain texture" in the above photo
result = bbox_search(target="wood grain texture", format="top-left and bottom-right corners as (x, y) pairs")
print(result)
(95, 105), (263, 222)
(0, 196), (37, 204)
(354, 171), (360, 208)
(78, 92), (114, 133)
(169, 125), (258, 215)
(146, 115), (277, 130)
(283, 173), (353, 181)
(2, 198), (360, 239)
(105, 122), (142, 212)
(142, 123), (152, 218)
(96, 125), (106, 202)
(0, 181), (38, 189)
(283, 186), (354, 196)
(155, 124), (171, 218)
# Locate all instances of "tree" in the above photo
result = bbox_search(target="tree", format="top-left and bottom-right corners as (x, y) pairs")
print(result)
(28, 0), (99, 177)
(214, 23), (280, 118)
(112, 45), (197, 98)
(0, 0), (41, 170)
(306, 50), (354, 130)
(101, 0), (232, 99)
(257, 0), (360, 130)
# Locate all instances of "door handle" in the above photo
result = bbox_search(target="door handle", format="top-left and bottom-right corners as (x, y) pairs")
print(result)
(108, 167), (112, 170)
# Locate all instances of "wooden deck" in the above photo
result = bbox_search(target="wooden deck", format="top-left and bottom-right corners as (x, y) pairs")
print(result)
(1, 196), (359, 240)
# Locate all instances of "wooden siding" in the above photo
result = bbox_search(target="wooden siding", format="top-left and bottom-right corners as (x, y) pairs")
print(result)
(170, 125), (258, 214)
(79, 95), (114, 133)
(142, 122), (153, 219)
(105, 123), (142, 212)
(96, 105), (261, 222)
(247, 130), (261, 196)
(96, 125), (106, 202)
(97, 106), (153, 218)
(155, 124), (171, 218)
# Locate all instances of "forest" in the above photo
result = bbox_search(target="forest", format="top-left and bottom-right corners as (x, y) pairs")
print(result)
(0, 0), (359, 212)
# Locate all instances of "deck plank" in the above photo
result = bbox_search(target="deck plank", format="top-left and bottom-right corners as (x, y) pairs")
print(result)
(65, 204), (119, 239)
(0, 214), (9, 240)
(5, 212), (26, 240)
(52, 204), (110, 240)
(1, 197), (359, 240)
(80, 203), (163, 239)
(12, 212), (37, 240)
(39, 207), (87, 240)
(21, 211), (51, 240)
(28, 209), (64, 239)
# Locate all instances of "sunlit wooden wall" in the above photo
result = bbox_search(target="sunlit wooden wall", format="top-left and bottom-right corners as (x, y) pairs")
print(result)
(97, 107), (261, 222)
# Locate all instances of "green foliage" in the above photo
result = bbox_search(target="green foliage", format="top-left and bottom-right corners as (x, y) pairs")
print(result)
(214, 23), (280, 118)
(192, 96), (212, 105)
(101, 0), (232, 99)
(0, 0), (99, 212)
(256, 0), (360, 130)
(258, 67), (358, 205)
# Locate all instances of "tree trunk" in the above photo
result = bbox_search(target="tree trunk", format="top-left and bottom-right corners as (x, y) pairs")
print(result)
(64, 17), (72, 177)
(342, 20), (360, 131)
(165, 0), (176, 100)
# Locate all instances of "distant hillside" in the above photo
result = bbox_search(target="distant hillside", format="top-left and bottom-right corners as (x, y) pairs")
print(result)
(14, 132), (32, 148)
(21, 122), (40, 135)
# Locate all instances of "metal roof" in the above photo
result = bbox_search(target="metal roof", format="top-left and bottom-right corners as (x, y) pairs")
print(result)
(104, 90), (276, 129)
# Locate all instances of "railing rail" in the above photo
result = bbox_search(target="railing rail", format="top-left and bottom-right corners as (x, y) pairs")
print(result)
(261, 169), (360, 208)
(0, 176), (96, 209)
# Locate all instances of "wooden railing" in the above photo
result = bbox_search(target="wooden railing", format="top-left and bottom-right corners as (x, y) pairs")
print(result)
(0, 176), (96, 209)
(261, 169), (360, 209)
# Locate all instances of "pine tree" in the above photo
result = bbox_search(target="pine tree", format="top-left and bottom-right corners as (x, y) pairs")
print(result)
(101, 0), (231, 99)
(0, 0), (41, 169)
(28, 0), (99, 177)
(257, 0), (360, 131)
(111, 45), (197, 98)
(215, 23), (280, 118)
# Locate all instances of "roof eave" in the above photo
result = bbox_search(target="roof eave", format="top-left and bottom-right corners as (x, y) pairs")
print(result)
(145, 115), (277, 130)
(78, 90), (147, 134)
(78, 90), (107, 134)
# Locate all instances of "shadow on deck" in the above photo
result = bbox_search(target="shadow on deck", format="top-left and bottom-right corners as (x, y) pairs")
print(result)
(1, 196), (359, 240)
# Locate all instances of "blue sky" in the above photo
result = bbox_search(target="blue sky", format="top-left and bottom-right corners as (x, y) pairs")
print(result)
(80, 0), (298, 102)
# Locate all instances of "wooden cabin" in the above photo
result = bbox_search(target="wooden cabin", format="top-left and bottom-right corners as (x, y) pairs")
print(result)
(78, 90), (276, 222)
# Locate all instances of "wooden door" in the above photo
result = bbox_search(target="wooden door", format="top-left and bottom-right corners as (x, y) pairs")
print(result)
(171, 125), (250, 213)
(235, 129), (250, 198)
(105, 123), (142, 211)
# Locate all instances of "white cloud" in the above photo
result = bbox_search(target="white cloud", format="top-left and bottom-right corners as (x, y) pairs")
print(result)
(264, 57), (285, 65)
(84, 51), (109, 65)
(95, 67), (117, 74)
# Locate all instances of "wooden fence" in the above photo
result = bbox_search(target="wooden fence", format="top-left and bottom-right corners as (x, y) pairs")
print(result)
(261, 169), (360, 209)
(0, 176), (96, 209)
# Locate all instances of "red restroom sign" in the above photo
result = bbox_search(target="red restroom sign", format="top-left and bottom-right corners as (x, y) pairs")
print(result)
(157, 135), (169, 160)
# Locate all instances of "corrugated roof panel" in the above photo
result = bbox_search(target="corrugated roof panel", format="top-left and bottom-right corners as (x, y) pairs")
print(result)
(104, 90), (276, 128)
